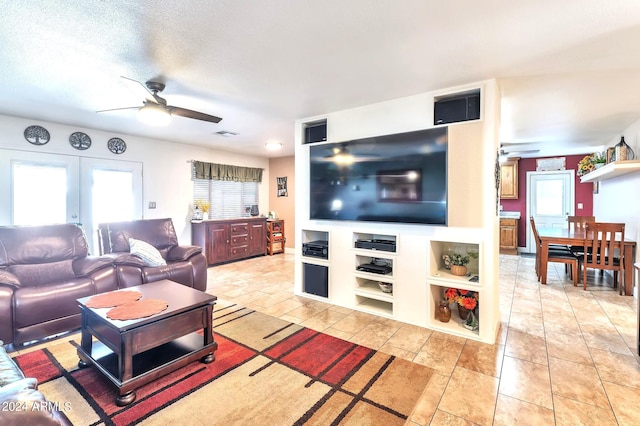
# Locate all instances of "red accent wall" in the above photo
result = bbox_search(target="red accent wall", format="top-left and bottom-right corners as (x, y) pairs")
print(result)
(500, 155), (593, 247)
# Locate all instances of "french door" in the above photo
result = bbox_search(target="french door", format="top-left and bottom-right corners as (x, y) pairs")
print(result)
(0, 149), (143, 253)
(525, 170), (575, 253)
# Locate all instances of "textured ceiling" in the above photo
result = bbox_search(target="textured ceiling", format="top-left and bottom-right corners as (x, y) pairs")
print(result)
(1, 0), (640, 158)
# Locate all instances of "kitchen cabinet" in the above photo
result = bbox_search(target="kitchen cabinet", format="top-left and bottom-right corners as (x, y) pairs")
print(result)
(500, 159), (519, 199)
(499, 218), (519, 255)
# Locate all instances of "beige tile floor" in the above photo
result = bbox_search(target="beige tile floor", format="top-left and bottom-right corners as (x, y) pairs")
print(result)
(208, 252), (640, 425)
(10, 252), (640, 425)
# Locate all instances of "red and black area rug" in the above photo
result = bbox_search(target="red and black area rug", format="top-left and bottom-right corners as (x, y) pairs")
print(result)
(12, 306), (436, 425)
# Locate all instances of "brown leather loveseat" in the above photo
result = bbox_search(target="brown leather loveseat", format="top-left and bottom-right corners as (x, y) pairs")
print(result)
(98, 218), (207, 292)
(0, 223), (117, 347)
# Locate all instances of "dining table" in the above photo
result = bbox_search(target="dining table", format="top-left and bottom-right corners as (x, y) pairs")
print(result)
(537, 227), (636, 295)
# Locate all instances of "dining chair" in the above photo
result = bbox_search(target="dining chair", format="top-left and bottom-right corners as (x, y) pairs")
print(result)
(567, 215), (595, 256)
(581, 222), (625, 292)
(530, 216), (579, 286)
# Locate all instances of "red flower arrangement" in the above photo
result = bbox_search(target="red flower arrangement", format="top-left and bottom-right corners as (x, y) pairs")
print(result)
(445, 288), (478, 310)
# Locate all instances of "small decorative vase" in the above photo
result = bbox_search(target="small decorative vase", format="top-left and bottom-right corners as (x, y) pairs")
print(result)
(615, 136), (635, 161)
(450, 265), (467, 276)
(458, 305), (471, 320)
(437, 301), (451, 323)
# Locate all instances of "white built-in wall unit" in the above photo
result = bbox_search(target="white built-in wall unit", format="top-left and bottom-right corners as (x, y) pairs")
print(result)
(294, 80), (501, 343)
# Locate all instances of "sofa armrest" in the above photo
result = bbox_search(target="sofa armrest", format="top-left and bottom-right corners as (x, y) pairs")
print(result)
(0, 378), (37, 397)
(0, 343), (26, 386)
(72, 256), (114, 277)
(103, 252), (147, 268)
(167, 245), (202, 262)
(0, 270), (20, 289)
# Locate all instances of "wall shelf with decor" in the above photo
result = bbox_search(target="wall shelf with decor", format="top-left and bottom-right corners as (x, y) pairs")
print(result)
(428, 283), (480, 338)
(580, 160), (640, 183)
(427, 239), (485, 341)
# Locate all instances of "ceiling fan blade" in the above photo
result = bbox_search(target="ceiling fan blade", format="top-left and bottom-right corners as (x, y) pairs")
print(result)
(168, 106), (222, 123)
(96, 106), (140, 113)
(120, 76), (156, 103)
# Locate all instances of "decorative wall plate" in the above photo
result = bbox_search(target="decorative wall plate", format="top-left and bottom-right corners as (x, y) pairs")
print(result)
(108, 137), (127, 154)
(69, 132), (92, 150)
(24, 125), (50, 145)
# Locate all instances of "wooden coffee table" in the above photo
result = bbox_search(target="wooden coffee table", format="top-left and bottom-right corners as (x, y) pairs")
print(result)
(76, 279), (217, 406)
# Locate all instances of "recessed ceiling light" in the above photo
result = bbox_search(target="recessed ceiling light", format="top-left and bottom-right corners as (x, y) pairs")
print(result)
(265, 141), (283, 151)
(215, 130), (237, 137)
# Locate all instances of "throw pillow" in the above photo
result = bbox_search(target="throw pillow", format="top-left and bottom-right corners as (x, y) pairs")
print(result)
(128, 238), (167, 267)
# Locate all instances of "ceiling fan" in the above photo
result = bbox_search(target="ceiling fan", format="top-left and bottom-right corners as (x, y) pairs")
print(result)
(499, 146), (539, 157)
(321, 143), (381, 164)
(97, 76), (222, 125)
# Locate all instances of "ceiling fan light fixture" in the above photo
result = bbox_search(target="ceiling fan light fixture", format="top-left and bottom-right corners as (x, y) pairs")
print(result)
(138, 103), (171, 126)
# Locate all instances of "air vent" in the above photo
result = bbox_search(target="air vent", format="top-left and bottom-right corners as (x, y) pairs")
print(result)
(215, 130), (238, 137)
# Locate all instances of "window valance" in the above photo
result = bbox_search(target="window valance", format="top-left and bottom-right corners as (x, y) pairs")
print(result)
(193, 160), (263, 183)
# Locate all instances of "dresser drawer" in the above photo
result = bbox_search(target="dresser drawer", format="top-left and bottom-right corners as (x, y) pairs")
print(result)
(231, 234), (249, 245)
(230, 245), (249, 258)
(230, 223), (249, 234)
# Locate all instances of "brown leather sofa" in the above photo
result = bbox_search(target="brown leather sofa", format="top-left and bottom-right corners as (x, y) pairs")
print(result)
(0, 219), (208, 348)
(0, 340), (71, 425)
(0, 224), (117, 347)
(97, 218), (207, 291)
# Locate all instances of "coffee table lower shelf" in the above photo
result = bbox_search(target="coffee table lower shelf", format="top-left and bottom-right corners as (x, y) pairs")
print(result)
(77, 332), (217, 405)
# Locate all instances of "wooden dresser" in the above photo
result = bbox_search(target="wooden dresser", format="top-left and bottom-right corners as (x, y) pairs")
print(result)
(192, 217), (266, 265)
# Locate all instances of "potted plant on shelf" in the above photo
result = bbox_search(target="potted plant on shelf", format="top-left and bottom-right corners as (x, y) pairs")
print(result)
(445, 287), (478, 320)
(442, 252), (470, 276)
(591, 152), (607, 169)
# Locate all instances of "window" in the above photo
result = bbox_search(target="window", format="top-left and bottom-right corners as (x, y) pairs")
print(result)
(193, 179), (259, 219)
(13, 162), (68, 225)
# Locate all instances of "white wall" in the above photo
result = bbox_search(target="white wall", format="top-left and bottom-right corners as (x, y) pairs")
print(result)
(595, 119), (640, 263)
(0, 114), (270, 244)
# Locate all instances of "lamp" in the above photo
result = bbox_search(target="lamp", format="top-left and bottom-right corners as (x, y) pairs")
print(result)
(138, 103), (171, 126)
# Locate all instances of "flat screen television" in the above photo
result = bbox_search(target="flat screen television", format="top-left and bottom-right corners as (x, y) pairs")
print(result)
(309, 127), (448, 225)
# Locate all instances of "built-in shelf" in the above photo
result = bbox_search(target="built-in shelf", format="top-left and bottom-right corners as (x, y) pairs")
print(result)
(580, 160), (640, 183)
(355, 296), (393, 317)
(355, 278), (394, 302)
(427, 284), (480, 338)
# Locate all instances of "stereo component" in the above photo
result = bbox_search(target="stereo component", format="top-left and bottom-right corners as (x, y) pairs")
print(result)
(356, 262), (392, 275)
(302, 240), (329, 259)
(354, 239), (396, 252)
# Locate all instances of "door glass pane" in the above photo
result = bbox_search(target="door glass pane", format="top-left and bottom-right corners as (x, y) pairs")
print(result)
(534, 179), (563, 216)
(92, 169), (135, 226)
(13, 162), (67, 225)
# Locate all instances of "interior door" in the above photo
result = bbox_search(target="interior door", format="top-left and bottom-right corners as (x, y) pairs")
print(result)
(525, 170), (575, 253)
